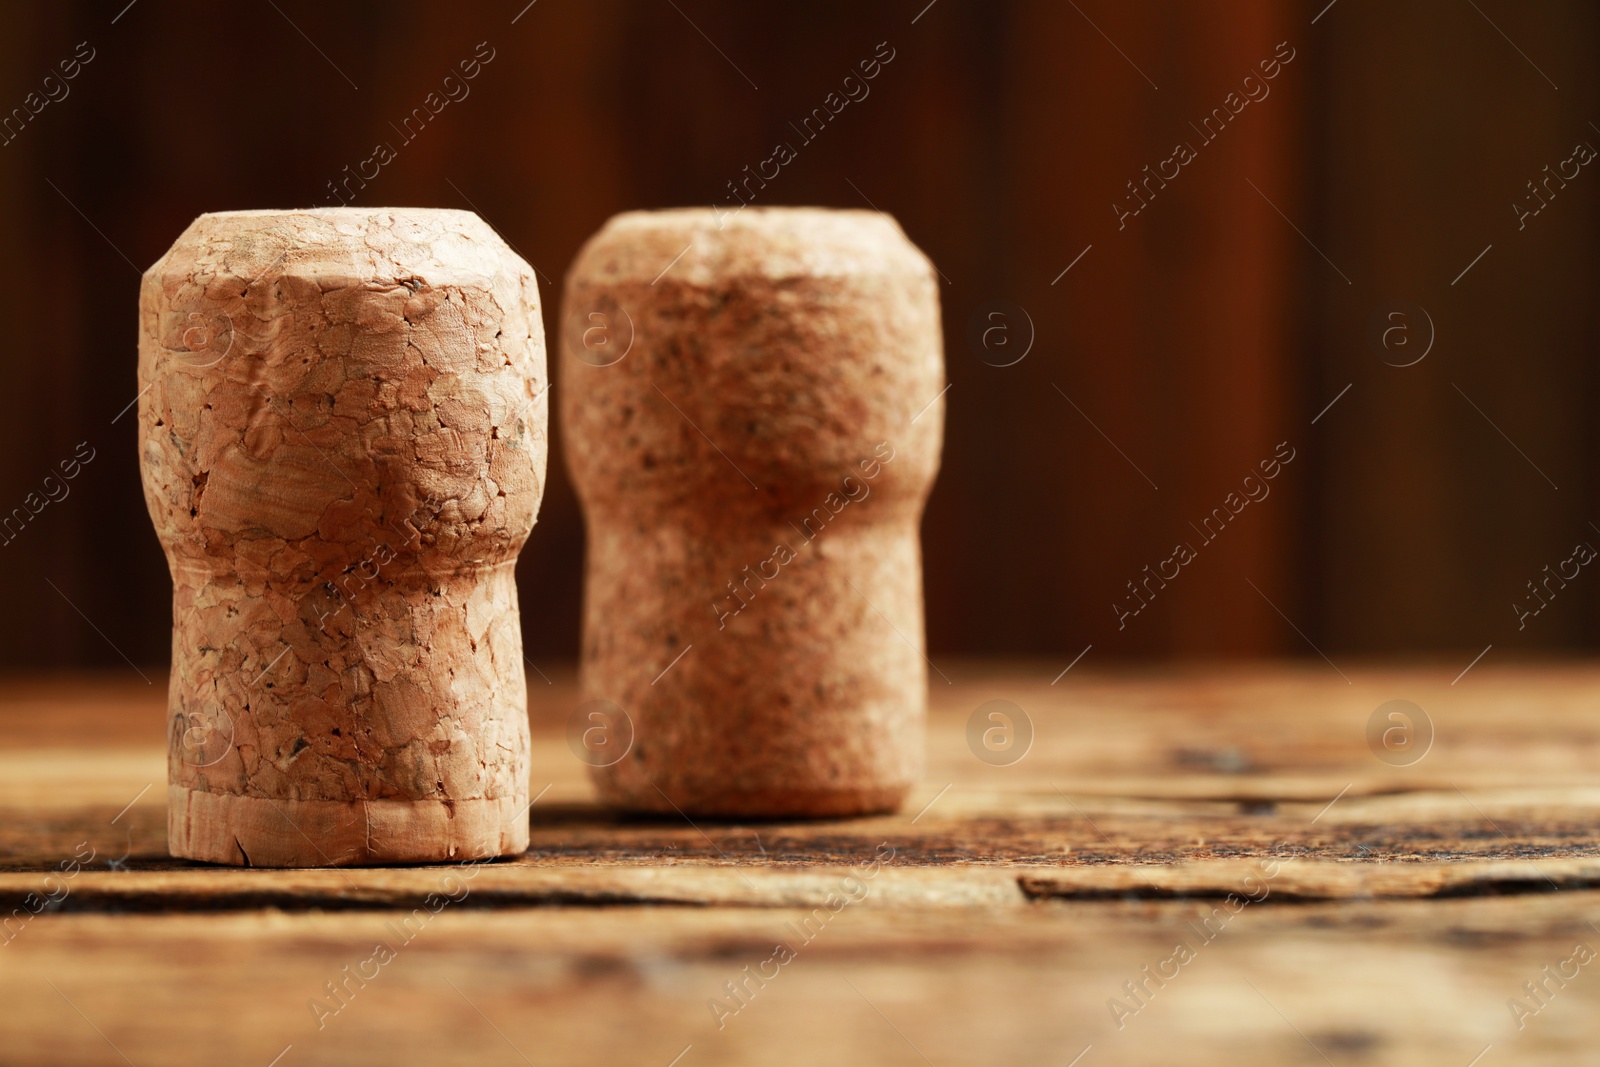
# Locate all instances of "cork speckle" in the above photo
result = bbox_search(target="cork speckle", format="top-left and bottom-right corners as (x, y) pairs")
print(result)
(562, 207), (943, 818)
(141, 208), (545, 866)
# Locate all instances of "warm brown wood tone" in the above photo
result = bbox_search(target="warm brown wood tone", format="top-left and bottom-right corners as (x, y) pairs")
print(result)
(8, 1), (1594, 670)
(1312, 0), (1600, 656)
(998, 0), (1304, 658)
(4, 664), (1600, 1063)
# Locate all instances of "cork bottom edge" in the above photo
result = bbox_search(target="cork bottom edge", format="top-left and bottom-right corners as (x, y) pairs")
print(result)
(167, 784), (531, 868)
(595, 782), (914, 820)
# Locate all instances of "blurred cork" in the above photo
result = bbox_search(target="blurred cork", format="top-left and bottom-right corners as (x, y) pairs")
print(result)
(139, 208), (546, 866)
(561, 206), (944, 817)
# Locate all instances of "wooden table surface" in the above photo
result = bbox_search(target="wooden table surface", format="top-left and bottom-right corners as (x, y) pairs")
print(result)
(3, 663), (1598, 1066)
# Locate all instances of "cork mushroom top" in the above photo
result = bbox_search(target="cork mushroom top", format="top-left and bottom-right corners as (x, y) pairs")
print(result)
(561, 206), (943, 519)
(139, 207), (547, 582)
(146, 207), (524, 291)
(568, 206), (935, 286)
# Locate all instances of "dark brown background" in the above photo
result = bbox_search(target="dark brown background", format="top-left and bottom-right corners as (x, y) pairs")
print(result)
(0, 0), (1594, 672)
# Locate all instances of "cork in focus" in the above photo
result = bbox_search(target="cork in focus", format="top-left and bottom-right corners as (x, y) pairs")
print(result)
(138, 208), (546, 866)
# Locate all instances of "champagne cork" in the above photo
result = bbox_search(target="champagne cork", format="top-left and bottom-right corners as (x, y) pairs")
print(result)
(561, 207), (944, 817)
(138, 208), (546, 866)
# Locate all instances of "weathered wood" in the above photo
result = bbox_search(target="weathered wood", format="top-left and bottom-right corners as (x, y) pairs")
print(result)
(3, 665), (1600, 1063)
(4, 896), (1600, 1065)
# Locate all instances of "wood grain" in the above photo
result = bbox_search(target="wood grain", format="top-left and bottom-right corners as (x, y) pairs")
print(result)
(12, 1), (1597, 670)
(3, 665), (1600, 1063)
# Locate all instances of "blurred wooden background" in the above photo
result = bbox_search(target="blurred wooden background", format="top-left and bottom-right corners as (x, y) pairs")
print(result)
(0, 0), (1594, 669)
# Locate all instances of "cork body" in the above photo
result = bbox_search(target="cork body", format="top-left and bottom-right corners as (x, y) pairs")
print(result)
(562, 207), (943, 817)
(139, 208), (546, 866)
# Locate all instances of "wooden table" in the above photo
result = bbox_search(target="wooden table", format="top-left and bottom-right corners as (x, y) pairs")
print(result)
(3, 663), (1598, 1065)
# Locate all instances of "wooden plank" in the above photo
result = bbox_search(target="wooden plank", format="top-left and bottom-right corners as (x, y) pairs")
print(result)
(4, 665), (1600, 1063)
(3, 853), (1600, 917)
(3, 666), (1600, 888)
(3, 0), (1326, 666)
(5, 896), (1599, 1065)
(1312, 0), (1600, 653)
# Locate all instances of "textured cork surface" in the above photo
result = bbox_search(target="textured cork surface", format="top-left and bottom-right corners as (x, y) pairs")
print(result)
(138, 208), (546, 866)
(562, 207), (944, 817)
